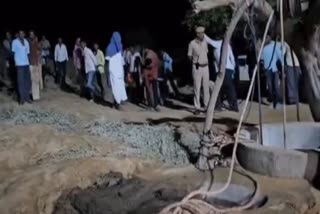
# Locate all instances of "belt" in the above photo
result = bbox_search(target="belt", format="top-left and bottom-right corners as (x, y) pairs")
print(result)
(194, 63), (208, 67)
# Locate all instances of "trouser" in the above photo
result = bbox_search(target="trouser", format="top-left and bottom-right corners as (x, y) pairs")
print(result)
(127, 72), (143, 104)
(216, 69), (238, 110)
(266, 71), (280, 108)
(86, 71), (96, 100)
(286, 66), (300, 104)
(146, 79), (159, 108)
(16, 66), (31, 103)
(95, 71), (107, 99)
(30, 65), (42, 101)
(166, 72), (180, 97)
(56, 61), (67, 89)
(193, 65), (210, 110)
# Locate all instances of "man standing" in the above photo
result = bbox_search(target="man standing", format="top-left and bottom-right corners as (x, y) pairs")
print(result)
(93, 43), (106, 100)
(205, 34), (239, 112)
(284, 42), (301, 104)
(29, 31), (42, 101)
(40, 35), (51, 89)
(54, 37), (68, 89)
(143, 48), (160, 111)
(81, 41), (97, 102)
(11, 30), (31, 105)
(188, 26), (210, 115)
(261, 35), (282, 109)
(3, 32), (15, 93)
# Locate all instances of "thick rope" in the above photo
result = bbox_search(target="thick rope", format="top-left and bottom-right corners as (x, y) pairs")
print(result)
(280, 0), (287, 149)
(159, 10), (275, 214)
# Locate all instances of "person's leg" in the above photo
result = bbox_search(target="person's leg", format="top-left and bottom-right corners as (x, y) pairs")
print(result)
(193, 66), (202, 112)
(55, 62), (61, 85)
(86, 71), (95, 100)
(272, 72), (280, 108)
(286, 66), (296, 104)
(22, 66), (32, 103)
(225, 69), (239, 111)
(16, 66), (25, 103)
(266, 71), (273, 103)
(202, 66), (210, 110)
(61, 61), (67, 88)
(30, 66), (38, 101)
(152, 79), (160, 109)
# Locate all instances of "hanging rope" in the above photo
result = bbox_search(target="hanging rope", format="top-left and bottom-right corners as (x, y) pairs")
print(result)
(280, 0), (287, 149)
(159, 10), (275, 214)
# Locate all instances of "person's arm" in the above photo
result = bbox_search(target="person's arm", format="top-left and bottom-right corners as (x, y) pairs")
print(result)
(11, 40), (15, 54)
(64, 45), (69, 61)
(229, 45), (236, 69)
(54, 45), (58, 62)
(187, 42), (193, 61)
(204, 34), (220, 49)
(90, 50), (97, 66)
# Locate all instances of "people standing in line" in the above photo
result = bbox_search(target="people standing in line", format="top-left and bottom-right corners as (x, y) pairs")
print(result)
(3, 32), (15, 94)
(106, 32), (128, 110)
(73, 38), (85, 95)
(40, 35), (51, 89)
(159, 49), (180, 103)
(284, 42), (301, 104)
(93, 43), (106, 100)
(123, 47), (132, 80)
(261, 35), (283, 109)
(11, 30), (32, 105)
(129, 46), (143, 104)
(29, 31), (42, 101)
(143, 48), (160, 111)
(188, 26), (210, 115)
(204, 34), (239, 112)
(54, 37), (68, 89)
(81, 41), (97, 102)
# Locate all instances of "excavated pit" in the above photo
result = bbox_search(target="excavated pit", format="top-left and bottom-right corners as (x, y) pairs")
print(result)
(53, 172), (267, 214)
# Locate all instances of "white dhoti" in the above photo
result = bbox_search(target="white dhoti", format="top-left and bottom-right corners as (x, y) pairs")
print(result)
(109, 52), (127, 104)
(30, 65), (42, 101)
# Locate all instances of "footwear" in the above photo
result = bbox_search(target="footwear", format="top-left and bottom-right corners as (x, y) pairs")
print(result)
(89, 99), (94, 103)
(154, 107), (161, 112)
(193, 110), (201, 115)
(19, 101), (25, 105)
(26, 100), (33, 104)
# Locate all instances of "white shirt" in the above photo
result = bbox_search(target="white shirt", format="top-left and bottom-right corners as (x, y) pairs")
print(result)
(130, 52), (141, 73)
(12, 38), (30, 66)
(83, 47), (97, 73)
(54, 44), (68, 62)
(205, 35), (235, 70)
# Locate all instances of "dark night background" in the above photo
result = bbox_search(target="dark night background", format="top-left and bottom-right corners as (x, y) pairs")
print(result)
(0, 0), (192, 52)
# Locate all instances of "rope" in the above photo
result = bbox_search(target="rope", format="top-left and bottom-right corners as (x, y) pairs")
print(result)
(280, 0), (287, 149)
(159, 10), (275, 214)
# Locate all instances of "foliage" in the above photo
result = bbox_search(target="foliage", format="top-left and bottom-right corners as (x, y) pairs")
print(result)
(183, 6), (233, 37)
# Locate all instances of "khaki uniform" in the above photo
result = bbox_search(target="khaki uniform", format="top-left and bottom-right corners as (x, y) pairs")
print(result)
(188, 39), (210, 110)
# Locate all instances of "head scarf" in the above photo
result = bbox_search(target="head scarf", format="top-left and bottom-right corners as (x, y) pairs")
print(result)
(106, 32), (123, 58)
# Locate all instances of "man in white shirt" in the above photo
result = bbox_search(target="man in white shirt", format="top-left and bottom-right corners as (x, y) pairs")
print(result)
(54, 38), (68, 89)
(205, 34), (239, 112)
(81, 41), (97, 102)
(11, 30), (32, 105)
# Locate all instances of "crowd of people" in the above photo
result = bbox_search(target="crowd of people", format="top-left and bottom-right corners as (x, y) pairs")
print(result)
(1, 26), (301, 114)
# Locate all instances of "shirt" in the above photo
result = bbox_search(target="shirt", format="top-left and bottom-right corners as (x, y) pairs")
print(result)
(54, 44), (68, 62)
(3, 39), (11, 52)
(261, 41), (282, 72)
(188, 39), (208, 65)
(123, 50), (132, 65)
(95, 49), (105, 74)
(83, 47), (97, 73)
(163, 52), (173, 73)
(284, 42), (300, 67)
(11, 38), (30, 66)
(29, 38), (41, 65)
(41, 39), (51, 57)
(205, 35), (235, 70)
(130, 51), (142, 73)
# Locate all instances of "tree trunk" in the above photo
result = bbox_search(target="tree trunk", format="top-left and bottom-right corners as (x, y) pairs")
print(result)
(203, 0), (251, 133)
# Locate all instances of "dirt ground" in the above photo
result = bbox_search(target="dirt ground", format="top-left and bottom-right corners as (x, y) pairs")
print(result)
(0, 88), (318, 214)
